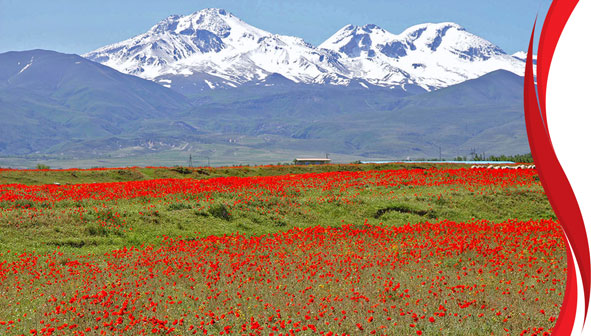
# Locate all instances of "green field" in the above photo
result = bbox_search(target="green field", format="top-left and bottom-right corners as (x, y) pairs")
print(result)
(0, 164), (554, 256)
(0, 164), (564, 335)
(0, 163), (466, 185)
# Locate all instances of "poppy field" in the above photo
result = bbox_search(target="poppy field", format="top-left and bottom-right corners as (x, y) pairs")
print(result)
(0, 165), (565, 335)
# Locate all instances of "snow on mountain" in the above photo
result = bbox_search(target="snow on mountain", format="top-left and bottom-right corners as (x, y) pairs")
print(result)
(511, 51), (537, 63)
(84, 9), (526, 92)
(319, 22), (524, 90)
(84, 8), (347, 89)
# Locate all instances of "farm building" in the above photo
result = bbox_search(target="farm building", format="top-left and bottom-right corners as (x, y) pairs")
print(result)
(294, 158), (331, 165)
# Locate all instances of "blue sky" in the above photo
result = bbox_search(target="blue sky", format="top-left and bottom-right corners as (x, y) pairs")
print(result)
(0, 0), (550, 54)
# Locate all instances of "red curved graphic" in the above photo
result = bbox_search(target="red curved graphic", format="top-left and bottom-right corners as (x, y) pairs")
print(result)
(536, 0), (580, 125)
(523, 1), (590, 334)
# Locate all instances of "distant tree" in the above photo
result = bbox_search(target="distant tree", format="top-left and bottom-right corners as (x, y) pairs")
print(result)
(36, 164), (50, 169)
(171, 166), (191, 174)
(487, 153), (533, 163)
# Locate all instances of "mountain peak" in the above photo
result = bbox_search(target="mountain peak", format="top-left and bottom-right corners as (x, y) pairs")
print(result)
(413, 22), (464, 30)
(186, 8), (235, 24)
(195, 8), (230, 16)
(334, 23), (385, 34)
(85, 13), (525, 92)
(361, 24), (384, 32)
(149, 8), (247, 37)
(320, 23), (395, 57)
(399, 22), (465, 41)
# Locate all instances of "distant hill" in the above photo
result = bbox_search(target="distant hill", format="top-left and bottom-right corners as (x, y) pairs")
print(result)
(181, 69), (527, 159)
(0, 50), (527, 167)
(0, 50), (190, 154)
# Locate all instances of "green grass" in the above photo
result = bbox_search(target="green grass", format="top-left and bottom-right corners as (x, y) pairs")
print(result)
(0, 166), (552, 258)
(0, 162), (467, 185)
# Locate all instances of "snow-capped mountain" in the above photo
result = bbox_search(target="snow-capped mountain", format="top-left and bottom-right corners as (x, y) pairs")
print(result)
(84, 8), (349, 91)
(319, 23), (524, 90)
(84, 8), (526, 92)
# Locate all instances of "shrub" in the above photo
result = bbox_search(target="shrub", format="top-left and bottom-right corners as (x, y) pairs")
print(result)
(167, 203), (193, 211)
(172, 166), (191, 174)
(208, 204), (232, 221)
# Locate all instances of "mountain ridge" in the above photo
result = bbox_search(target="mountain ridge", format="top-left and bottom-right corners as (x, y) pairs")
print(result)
(84, 8), (526, 94)
(0, 49), (528, 165)
(0, 49), (191, 155)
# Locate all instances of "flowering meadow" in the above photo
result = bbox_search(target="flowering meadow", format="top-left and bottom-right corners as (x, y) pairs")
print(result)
(0, 166), (564, 335)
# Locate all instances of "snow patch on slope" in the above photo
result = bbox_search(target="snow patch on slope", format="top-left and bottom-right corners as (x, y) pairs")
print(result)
(18, 57), (34, 74)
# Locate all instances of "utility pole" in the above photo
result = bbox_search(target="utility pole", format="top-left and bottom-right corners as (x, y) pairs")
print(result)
(207, 157), (210, 167)
(189, 154), (193, 167)
(439, 146), (442, 161)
